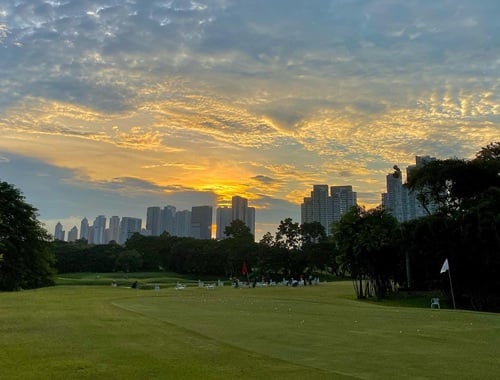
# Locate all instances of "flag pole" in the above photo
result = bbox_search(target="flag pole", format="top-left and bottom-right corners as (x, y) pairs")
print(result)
(447, 262), (456, 310)
(440, 258), (456, 310)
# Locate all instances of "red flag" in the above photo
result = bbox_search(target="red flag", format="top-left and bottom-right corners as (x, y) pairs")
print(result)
(241, 261), (248, 275)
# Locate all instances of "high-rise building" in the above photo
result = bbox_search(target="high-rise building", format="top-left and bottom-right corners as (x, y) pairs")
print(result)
(119, 217), (142, 244)
(246, 206), (256, 237)
(161, 205), (176, 235)
(191, 206), (213, 239)
(406, 155), (437, 219)
(92, 215), (107, 244)
(54, 222), (65, 241)
(216, 206), (233, 239)
(331, 185), (357, 222)
(146, 206), (162, 236)
(88, 226), (94, 244)
(108, 216), (120, 243)
(216, 196), (256, 240)
(232, 196), (248, 223)
(232, 196), (256, 237)
(67, 226), (78, 242)
(301, 196), (313, 224)
(383, 167), (406, 222)
(80, 217), (89, 241)
(383, 156), (437, 222)
(301, 184), (357, 235)
(301, 185), (333, 235)
(175, 210), (191, 237)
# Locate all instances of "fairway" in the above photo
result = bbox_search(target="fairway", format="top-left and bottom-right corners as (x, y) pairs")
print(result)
(1, 281), (499, 379)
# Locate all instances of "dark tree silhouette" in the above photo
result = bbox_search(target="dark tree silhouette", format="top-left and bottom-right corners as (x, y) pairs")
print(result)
(0, 180), (56, 290)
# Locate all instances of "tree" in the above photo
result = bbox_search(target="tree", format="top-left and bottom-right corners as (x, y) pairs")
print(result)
(259, 232), (274, 246)
(0, 180), (56, 290)
(300, 221), (326, 244)
(114, 249), (143, 272)
(475, 141), (500, 161)
(406, 145), (500, 216)
(404, 142), (500, 310)
(333, 206), (401, 299)
(224, 219), (254, 242)
(274, 218), (301, 251)
(220, 220), (257, 277)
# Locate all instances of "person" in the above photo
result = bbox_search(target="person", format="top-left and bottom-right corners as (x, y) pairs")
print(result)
(131, 280), (138, 289)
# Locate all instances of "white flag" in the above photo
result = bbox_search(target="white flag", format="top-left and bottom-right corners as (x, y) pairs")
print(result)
(440, 259), (449, 273)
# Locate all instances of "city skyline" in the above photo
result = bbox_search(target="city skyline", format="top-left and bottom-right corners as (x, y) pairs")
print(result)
(0, 1), (498, 241)
(53, 194), (257, 243)
(52, 156), (425, 244)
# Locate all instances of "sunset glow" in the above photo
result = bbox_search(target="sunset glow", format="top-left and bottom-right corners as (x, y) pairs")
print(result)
(0, 1), (498, 239)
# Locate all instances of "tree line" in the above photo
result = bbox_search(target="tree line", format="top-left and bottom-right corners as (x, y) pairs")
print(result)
(1, 142), (499, 311)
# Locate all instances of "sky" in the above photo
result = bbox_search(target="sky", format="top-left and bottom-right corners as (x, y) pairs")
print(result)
(0, 0), (498, 240)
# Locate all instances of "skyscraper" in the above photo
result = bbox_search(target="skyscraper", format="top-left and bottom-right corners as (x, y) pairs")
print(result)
(232, 196), (255, 237)
(161, 205), (176, 235)
(331, 185), (357, 222)
(216, 196), (256, 239)
(92, 215), (107, 244)
(54, 222), (65, 241)
(216, 206), (233, 239)
(67, 226), (78, 242)
(80, 217), (89, 241)
(146, 206), (162, 236)
(383, 156), (437, 222)
(301, 196), (313, 224)
(406, 155), (437, 219)
(246, 206), (256, 237)
(191, 206), (213, 239)
(383, 166), (406, 222)
(119, 217), (142, 244)
(108, 216), (120, 243)
(301, 185), (333, 235)
(301, 184), (357, 235)
(175, 210), (191, 237)
(232, 196), (248, 223)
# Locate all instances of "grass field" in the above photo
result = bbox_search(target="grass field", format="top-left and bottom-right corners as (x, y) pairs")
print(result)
(1, 275), (499, 379)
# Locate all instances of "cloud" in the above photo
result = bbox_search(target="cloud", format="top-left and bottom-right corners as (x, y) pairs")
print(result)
(251, 175), (279, 185)
(1, 0), (499, 240)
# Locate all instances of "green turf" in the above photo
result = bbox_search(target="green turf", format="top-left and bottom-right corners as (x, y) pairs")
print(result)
(1, 280), (499, 379)
(55, 272), (203, 287)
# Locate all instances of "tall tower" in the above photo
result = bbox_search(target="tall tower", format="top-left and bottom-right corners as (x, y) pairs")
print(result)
(80, 217), (89, 241)
(232, 196), (255, 237)
(191, 206), (213, 239)
(246, 206), (256, 237)
(161, 205), (176, 235)
(310, 185), (333, 235)
(54, 222), (65, 241)
(119, 217), (142, 244)
(216, 206), (233, 239)
(406, 155), (437, 219)
(301, 196), (313, 224)
(146, 206), (162, 236)
(383, 166), (406, 222)
(67, 226), (78, 242)
(331, 185), (357, 222)
(92, 215), (107, 245)
(175, 210), (191, 237)
(108, 216), (120, 243)
(232, 196), (248, 223)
